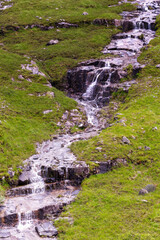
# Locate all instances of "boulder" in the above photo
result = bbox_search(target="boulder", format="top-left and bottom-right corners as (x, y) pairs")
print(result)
(46, 39), (59, 46)
(122, 21), (135, 32)
(36, 222), (58, 237)
(18, 171), (33, 185)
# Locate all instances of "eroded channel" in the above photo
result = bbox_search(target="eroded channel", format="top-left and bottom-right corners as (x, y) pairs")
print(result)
(0, 0), (160, 239)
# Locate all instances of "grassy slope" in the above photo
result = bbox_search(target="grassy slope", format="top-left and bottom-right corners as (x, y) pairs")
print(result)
(56, 16), (160, 240)
(0, 1), (135, 195)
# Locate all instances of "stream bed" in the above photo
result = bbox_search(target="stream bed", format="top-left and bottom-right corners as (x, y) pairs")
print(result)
(0, 0), (160, 239)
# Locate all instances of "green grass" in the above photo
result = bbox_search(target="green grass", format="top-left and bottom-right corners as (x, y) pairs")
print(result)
(0, 0), (135, 26)
(56, 13), (160, 240)
(56, 164), (160, 240)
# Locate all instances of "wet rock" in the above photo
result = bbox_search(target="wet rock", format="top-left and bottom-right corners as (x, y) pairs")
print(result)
(112, 33), (128, 40)
(110, 69), (120, 83)
(46, 39), (59, 46)
(122, 20), (135, 32)
(0, 231), (11, 238)
(18, 171), (33, 185)
(122, 136), (131, 144)
(67, 65), (95, 94)
(57, 22), (78, 28)
(36, 221), (58, 237)
(1, 213), (18, 227)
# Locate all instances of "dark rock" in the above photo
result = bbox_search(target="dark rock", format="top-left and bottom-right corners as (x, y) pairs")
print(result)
(78, 59), (106, 68)
(0, 213), (18, 227)
(68, 167), (90, 185)
(93, 19), (108, 26)
(36, 222), (58, 237)
(67, 66), (96, 94)
(36, 204), (63, 220)
(122, 20), (135, 32)
(112, 33), (128, 40)
(110, 70), (120, 83)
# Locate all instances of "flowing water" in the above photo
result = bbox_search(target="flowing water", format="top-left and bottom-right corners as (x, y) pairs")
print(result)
(0, 0), (160, 239)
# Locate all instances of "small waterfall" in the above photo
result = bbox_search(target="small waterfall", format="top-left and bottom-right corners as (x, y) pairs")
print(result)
(82, 61), (111, 101)
(82, 69), (103, 100)
(17, 211), (33, 231)
(29, 161), (45, 194)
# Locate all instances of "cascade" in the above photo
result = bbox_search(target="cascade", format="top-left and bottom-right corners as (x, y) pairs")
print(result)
(1, 0), (160, 239)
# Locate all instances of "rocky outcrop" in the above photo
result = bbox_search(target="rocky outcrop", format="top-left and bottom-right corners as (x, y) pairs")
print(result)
(56, 22), (78, 28)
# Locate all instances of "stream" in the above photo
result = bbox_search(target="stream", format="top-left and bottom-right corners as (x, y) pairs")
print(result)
(0, 0), (160, 239)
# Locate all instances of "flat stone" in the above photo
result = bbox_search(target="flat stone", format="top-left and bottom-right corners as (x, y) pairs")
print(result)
(0, 231), (11, 238)
(35, 221), (58, 237)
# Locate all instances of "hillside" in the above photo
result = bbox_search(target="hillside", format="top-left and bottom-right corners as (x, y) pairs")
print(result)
(0, 0), (135, 193)
(0, 0), (160, 239)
